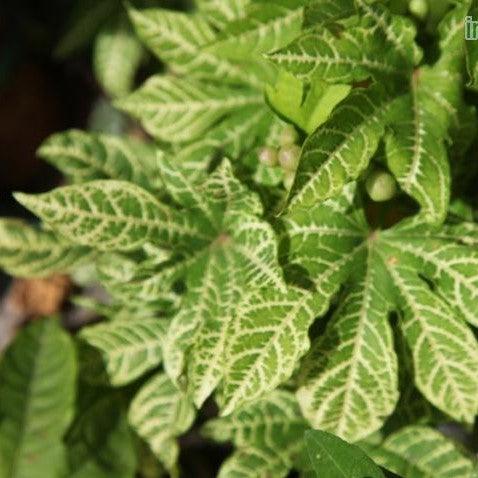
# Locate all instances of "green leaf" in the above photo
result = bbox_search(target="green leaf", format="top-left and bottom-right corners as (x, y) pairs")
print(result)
(219, 287), (323, 414)
(0, 319), (77, 478)
(298, 253), (399, 442)
(356, 0), (422, 66)
(266, 70), (350, 134)
(286, 200), (399, 441)
(377, 255), (478, 423)
(268, 26), (408, 84)
(206, 3), (304, 61)
(116, 76), (263, 144)
(204, 390), (308, 478)
(38, 130), (159, 190)
(66, 394), (136, 478)
(287, 85), (392, 211)
(379, 224), (478, 328)
(128, 373), (195, 473)
(384, 71), (451, 224)
(14, 180), (210, 252)
(96, 252), (181, 310)
(165, 172), (286, 406)
(285, 197), (478, 435)
(305, 429), (385, 478)
(79, 318), (167, 386)
(0, 219), (90, 277)
(128, 6), (270, 88)
(362, 426), (476, 478)
(93, 13), (143, 98)
(302, 0), (356, 27)
(196, 0), (248, 28)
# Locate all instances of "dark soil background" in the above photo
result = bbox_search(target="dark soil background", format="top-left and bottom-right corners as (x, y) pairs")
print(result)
(0, 0), (100, 293)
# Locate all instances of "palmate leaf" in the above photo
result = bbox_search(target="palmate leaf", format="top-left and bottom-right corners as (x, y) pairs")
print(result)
(0, 219), (90, 277)
(283, 197), (478, 439)
(203, 390), (308, 478)
(14, 180), (211, 252)
(0, 318), (77, 478)
(205, 2), (304, 61)
(79, 318), (168, 386)
(116, 75), (263, 144)
(161, 162), (286, 407)
(38, 129), (159, 190)
(383, 0), (469, 225)
(288, 85), (393, 211)
(361, 426), (476, 478)
(384, 3), (470, 223)
(286, 201), (399, 441)
(128, 373), (195, 473)
(93, 13), (143, 98)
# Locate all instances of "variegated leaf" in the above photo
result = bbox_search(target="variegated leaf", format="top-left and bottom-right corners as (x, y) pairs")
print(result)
(206, 3), (304, 61)
(380, 227), (478, 328)
(195, 0), (248, 28)
(220, 287), (322, 415)
(96, 252), (182, 310)
(385, 73), (451, 225)
(14, 180), (210, 252)
(204, 390), (308, 478)
(128, 373), (195, 472)
(363, 426), (476, 478)
(297, 249), (399, 442)
(268, 26), (408, 84)
(128, 6), (269, 88)
(38, 129), (159, 190)
(288, 85), (392, 211)
(0, 219), (90, 278)
(379, 258), (478, 423)
(79, 318), (168, 386)
(116, 76), (262, 144)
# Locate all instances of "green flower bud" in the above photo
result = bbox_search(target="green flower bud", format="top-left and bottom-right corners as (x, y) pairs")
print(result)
(280, 125), (298, 147)
(409, 0), (428, 20)
(283, 170), (295, 190)
(258, 146), (278, 167)
(366, 170), (398, 202)
(279, 145), (301, 172)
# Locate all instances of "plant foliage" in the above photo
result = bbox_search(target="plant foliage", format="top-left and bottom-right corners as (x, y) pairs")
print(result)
(1, 0), (478, 476)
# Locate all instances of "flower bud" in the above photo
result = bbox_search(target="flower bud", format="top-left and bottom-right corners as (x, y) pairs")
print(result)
(279, 145), (301, 172)
(258, 146), (278, 167)
(366, 170), (398, 202)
